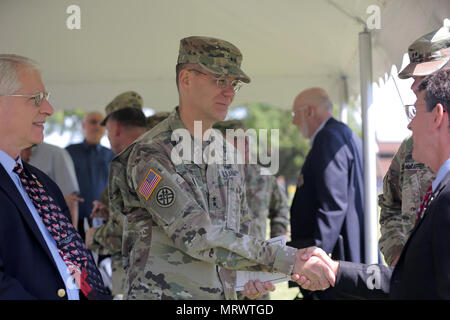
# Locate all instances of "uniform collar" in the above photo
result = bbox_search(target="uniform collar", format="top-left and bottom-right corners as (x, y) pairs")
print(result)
(168, 106), (186, 133)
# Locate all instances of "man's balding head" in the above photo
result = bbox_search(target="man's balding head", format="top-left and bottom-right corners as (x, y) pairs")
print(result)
(293, 88), (333, 113)
(292, 87), (334, 139)
(82, 112), (106, 146)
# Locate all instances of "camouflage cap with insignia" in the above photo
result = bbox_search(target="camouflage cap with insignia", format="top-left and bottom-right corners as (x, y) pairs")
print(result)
(146, 112), (170, 130)
(177, 36), (251, 83)
(101, 91), (143, 125)
(213, 119), (246, 135)
(398, 21), (450, 79)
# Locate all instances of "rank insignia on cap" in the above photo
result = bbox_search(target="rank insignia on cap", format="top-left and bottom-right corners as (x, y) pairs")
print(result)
(139, 169), (161, 200)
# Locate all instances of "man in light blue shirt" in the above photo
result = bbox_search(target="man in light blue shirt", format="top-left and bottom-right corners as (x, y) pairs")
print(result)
(0, 54), (108, 299)
(0, 150), (79, 300)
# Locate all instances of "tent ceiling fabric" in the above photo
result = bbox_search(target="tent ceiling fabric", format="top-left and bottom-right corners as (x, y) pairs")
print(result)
(1, 0), (449, 113)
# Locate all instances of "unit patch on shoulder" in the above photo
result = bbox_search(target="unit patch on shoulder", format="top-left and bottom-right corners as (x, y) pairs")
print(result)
(139, 169), (161, 200)
(156, 187), (175, 207)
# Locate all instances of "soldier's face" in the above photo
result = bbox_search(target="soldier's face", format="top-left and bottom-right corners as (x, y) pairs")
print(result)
(190, 68), (236, 123)
(408, 90), (432, 163)
(0, 67), (53, 156)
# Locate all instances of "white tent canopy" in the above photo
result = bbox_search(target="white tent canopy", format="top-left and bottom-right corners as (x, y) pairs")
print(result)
(2, 0), (449, 112)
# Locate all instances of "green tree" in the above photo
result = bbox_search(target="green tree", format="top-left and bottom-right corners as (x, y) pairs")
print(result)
(44, 108), (86, 141)
(230, 103), (310, 185)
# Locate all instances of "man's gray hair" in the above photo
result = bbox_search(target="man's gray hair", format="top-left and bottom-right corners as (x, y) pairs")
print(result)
(0, 54), (40, 95)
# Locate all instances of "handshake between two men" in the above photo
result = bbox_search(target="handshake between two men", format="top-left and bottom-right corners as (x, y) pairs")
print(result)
(243, 247), (339, 299)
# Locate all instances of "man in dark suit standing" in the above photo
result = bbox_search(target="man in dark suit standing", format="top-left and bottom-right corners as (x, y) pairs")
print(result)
(289, 87), (366, 299)
(0, 54), (109, 299)
(296, 69), (450, 299)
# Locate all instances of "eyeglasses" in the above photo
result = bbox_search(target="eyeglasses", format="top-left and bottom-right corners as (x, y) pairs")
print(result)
(188, 69), (242, 93)
(404, 104), (416, 121)
(0, 91), (50, 107)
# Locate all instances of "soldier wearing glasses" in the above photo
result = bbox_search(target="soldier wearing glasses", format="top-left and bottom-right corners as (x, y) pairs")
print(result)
(108, 36), (313, 300)
(379, 23), (450, 266)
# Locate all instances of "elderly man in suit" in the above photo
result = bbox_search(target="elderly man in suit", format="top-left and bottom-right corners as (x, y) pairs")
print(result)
(296, 69), (450, 299)
(289, 87), (370, 299)
(0, 54), (109, 299)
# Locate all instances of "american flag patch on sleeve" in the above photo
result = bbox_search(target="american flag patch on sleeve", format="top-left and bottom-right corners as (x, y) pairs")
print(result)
(138, 169), (162, 200)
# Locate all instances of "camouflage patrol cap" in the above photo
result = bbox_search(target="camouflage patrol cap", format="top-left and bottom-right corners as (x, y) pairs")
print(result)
(101, 91), (143, 125)
(146, 112), (170, 130)
(177, 36), (251, 83)
(213, 119), (246, 135)
(398, 22), (450, 79)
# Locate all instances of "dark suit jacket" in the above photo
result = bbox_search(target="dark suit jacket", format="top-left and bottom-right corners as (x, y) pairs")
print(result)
(336, 171), (450, 299)
(0, 161), (77, 299)
(290, 118), (366, 263)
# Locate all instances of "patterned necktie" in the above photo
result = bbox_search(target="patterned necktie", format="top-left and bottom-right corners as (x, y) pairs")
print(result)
(415, 185), (433, 225)
(13, 162), (109, 299)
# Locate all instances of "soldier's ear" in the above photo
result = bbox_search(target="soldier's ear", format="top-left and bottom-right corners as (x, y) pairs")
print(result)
(179, 69), (191, 91)
(432, 103), (446, 130)
(114, 121), (122, 136)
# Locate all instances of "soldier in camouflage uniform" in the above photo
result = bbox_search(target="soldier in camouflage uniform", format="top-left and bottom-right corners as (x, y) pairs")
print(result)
(213, 120), (289, 241)
(87, 91), (168, 297)
(379, 24), (449, 266)
(108, 36), (330, 300)
(147, 112), (170, 130)
(214, 120), (290, 300)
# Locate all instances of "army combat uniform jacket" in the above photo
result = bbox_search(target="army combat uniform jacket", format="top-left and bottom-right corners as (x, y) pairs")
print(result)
(244, 164), (289, 240)
(378, 136), (435, 265)
(90, 188), (125, 297)
(108, 108), (297, 300)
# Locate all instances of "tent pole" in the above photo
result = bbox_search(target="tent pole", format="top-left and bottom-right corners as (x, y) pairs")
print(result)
(339, 75), (349, 124)
(359, 28), (378, 264)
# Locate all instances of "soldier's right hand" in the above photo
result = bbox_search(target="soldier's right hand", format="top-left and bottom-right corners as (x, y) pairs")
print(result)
(90, 200), (109, 219)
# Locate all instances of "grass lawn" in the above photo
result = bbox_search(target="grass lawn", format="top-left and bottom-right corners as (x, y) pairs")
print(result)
(270, 281), (301, 300)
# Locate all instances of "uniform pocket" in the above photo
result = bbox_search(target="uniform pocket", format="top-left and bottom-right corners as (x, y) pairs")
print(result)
(226, 177), (241, 232)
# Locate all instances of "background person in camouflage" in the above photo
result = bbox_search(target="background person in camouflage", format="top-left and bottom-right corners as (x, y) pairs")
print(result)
(86, 91), (168, 297)
(213, 120), (289, 241)
(108, 36), (335, 300)
(147, 112), (170, 130)
(379, 23), (450, 266)
(214, 119), (290, 300)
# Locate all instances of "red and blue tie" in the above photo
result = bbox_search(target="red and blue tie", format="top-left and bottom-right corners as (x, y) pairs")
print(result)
(415, 185), (433, 226)
(13, 162), (109, 299)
